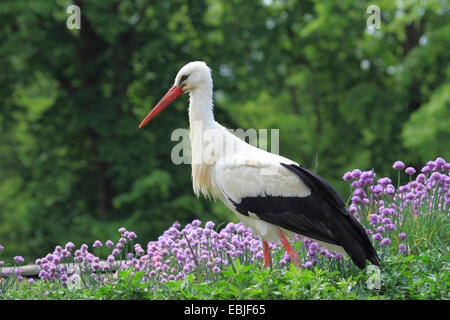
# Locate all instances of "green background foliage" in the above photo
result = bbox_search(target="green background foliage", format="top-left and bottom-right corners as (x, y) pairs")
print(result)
(0, 0), (448, 260)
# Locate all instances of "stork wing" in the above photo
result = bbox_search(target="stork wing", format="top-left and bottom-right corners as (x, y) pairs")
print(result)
(214, 154), (339, 245)
(214, 154), (379, 268)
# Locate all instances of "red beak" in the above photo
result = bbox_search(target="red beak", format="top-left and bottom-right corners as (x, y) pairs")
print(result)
(139, 85), (184, 128)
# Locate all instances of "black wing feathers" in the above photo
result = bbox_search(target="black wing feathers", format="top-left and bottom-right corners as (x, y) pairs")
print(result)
(230, 163), (379, 269)
(281, 163), (346, 210)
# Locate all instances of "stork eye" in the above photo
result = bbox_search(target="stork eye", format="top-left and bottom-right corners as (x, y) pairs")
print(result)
(179, 74), (189, 85)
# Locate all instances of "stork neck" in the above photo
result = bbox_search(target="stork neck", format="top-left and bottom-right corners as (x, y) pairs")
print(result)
(188, 86), (215, 126)
(187, 85), (219, 197)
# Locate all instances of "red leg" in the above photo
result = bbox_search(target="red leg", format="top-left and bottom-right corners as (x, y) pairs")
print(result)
(262, 240), (272, 269)
(278, 230), (301, 268)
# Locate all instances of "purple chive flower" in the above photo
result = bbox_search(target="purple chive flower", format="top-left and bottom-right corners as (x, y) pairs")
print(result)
(0, 245), (3, 252)
(416, 173), (426, 183)
(354, 188), (366, 197)
(351, 169), (362, 179)
(118, 227), (126, 234)
(349, 205), (358, 215)
(370, 214), (380, 224)
(426, 161), (436, 169)
(351, 196), (362, 204)
(237, 224), (247, 233)
(381, 208), (392, 217)
(378, 177), (392, 186)
(386, 224), (396, 231)
(393, 161), (405, 170)
(398, 243), (407, 254)
(435, 157), (446, 167)
(105, 240), (114, 248)
(303, 261), (313, 268)
(112, 248), (120, 256)
(430, 172), (441, 181)
(343, 172), (353, 181)
(380, 238), (391, 246)
(172, 221), (181, 229)
(361, 171), (373, 180)
(373, 233), (382, 241)
(128, 232), (137, 240)
(421, 166), (431, 174)
(303, 238), (312, 247)
(93, 240), (102, 248)
(386, 185), (395, 194)
(373, 185), (383, 194)
(205, 221), (215, 229)
(85, 253), (94, 263)
(14, 256), (24, 264)
(65, 242), (75, 251)
(376, 226), (385, 233)
(405, 167), (416, 175)
(61, 249), (70, 258)
(398, 232), (407, 239)
(350, 180), (361, 189)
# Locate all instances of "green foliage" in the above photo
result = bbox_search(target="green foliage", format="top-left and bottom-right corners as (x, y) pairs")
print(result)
(378, 249), (450, 299)
(0, 0), (448, 260)
(402, 83), (450, 161)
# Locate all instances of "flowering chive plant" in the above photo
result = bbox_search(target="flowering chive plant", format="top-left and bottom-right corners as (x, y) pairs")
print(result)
(344, 156), (449, 258)
(0, 251), (24, 295)
(0, 157), (448, 294)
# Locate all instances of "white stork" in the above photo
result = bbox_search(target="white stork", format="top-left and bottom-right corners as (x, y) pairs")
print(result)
(139, 61), (379, 269)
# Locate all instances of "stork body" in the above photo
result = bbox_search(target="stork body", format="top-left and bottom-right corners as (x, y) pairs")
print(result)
(140, 61), (379, 269)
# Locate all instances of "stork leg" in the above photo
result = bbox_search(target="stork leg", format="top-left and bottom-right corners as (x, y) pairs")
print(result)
(278, 230), (301, 268)
(261, 240), (272, 269)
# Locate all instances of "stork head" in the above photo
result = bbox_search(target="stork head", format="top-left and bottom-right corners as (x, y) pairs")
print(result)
(139, 61), (212, 128)
(175, 61), (212, 92)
